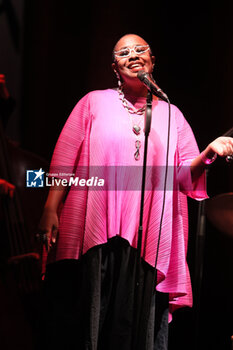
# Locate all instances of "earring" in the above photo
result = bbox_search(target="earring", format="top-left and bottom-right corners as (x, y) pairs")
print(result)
(114, 70), (122, 89)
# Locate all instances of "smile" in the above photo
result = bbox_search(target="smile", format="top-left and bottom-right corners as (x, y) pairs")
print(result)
(128, 63), (144, 70)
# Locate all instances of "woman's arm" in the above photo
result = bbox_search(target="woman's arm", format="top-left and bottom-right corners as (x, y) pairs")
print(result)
(191, 136), (233, 182)
(38, 184), (67, 251)
(38, 94), (91, 250)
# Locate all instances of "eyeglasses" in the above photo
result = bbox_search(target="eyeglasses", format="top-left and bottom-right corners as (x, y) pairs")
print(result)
(114, 45), (150, 59)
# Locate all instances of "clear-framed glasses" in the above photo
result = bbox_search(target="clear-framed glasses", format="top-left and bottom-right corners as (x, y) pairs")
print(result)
(114, 45), (150, 59)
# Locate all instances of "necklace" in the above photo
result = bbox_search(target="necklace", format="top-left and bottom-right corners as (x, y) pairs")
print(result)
(117, 87), (145, 161)
(131, 114), (144, 160)
(117, 86), (146, 115)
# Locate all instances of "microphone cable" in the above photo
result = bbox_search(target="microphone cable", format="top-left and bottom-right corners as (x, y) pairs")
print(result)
(154, 96), (171, 273)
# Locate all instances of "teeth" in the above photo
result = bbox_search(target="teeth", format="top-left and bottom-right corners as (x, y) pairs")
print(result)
(130, 64), (142, 68)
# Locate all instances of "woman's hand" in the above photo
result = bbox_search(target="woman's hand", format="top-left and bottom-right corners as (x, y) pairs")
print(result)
(203, 136), (233, 159)
(38, 207), (59, 252)
(37, 183), (67, 251)
(191, 136), (233, 182)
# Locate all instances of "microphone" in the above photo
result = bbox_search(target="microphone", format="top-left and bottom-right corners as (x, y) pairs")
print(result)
(137, 71), (168, 102)
(226, 155), (233, 163)
(223, 127), (233, 163)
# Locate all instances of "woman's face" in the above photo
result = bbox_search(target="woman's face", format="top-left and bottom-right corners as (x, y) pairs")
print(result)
(112, 34), (155, 86)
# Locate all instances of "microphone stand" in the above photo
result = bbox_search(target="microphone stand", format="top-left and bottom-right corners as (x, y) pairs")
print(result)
(194, 180), (208, 350)
(136, 90), (153, 284)
(194, 125), (233, 349)
(133, 90), (153, 347)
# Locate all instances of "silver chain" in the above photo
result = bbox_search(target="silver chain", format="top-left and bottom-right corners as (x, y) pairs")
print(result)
(117, 87), (146, 115)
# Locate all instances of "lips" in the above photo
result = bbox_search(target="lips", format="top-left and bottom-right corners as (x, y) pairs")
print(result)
(128, 63), (144, 71)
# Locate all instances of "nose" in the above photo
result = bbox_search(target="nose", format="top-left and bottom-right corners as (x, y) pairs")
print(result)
(129, 49), (139, 60)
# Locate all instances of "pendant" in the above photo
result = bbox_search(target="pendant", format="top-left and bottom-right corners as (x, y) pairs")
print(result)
(133, 125), (141, 135)
(134, 140), (141, 161)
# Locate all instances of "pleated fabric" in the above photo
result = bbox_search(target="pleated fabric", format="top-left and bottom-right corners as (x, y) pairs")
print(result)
(45, 89), (207, 319)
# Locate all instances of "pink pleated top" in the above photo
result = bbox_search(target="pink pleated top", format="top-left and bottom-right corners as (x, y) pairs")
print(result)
(46, 88), (207, 319)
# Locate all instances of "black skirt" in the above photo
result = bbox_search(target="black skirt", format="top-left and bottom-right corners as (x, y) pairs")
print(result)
(39, 236), (168, 350)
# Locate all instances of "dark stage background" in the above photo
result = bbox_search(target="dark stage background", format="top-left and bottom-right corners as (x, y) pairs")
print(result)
(1, 0), (233, 349)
